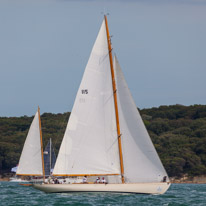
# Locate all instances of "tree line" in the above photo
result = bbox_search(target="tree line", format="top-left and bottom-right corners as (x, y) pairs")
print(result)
(0, 104), (206, 178)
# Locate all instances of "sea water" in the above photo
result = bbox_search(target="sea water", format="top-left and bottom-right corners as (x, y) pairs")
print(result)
(0, 182), (205, 206)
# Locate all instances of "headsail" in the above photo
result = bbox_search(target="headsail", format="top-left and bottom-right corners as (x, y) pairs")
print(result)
(114, 55), (169, 183)
(16, 111), (43, 176)
(53, 19), (120, 176)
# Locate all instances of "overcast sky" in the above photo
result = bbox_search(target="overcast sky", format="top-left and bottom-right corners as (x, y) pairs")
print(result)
(0, 0), (206, 117)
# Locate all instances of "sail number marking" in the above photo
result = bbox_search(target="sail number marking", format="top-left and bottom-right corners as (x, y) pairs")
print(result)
(81, 89), (88, 94)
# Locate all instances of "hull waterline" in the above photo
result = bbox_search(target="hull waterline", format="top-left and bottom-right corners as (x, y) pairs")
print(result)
(33, 182), (171, 194)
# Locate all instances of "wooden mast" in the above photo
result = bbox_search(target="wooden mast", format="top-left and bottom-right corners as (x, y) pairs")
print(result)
(50, 138), (52, 176)
(38, 106), (45, 182)
(104, 15), (125, 184)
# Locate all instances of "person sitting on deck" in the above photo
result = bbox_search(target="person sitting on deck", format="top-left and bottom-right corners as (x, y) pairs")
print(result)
(163, 176), (167, 182)
(47, 176), (52, 184)
(95, 177), (100, 183)
(54, 178), (59, 184)
(101, 177), (107, 184)
(82, 176), (87, 183)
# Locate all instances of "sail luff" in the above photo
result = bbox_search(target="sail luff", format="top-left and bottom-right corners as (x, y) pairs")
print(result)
(104, 15), (125, 183)
(38, 106), (45, 182)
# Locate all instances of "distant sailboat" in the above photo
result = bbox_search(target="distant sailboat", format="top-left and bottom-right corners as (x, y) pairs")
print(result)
(11, 165), (18, 173)
(16, 107), (45, 181)
(10, 164), (29, 183)
(43, 138), (56, 176)
(34, 16), (170, 194)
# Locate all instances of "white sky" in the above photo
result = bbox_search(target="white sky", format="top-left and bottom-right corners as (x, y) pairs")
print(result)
(0, 0), (206, 116)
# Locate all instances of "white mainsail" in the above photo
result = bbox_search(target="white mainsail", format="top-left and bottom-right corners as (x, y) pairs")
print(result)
(114, 56), (169, 183)
(16, 111), (43, 176)
(53, 19), (120, 176)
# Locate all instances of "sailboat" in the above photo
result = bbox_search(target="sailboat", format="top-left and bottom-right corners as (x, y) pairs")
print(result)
(44, 138), (57, 176)
(10, 164), (29, 183)
(11, 136), (56, 182)
(16, 107), (45, 182)
(34, 16), (170, 194)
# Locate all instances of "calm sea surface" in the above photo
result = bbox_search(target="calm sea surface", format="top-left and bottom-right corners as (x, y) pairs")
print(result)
(0, 182), (205, 206)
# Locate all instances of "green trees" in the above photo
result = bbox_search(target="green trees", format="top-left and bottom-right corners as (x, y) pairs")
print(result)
(0, 104), (206, 178)
(141, 104), (206, 177)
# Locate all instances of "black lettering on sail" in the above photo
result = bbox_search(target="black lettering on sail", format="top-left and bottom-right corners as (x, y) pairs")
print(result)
(81, 89), (88, 94)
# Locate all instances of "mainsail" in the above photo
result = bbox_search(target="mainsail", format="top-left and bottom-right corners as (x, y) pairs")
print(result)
(16, 110), (43, 176)
(114, 56), (169, 183)
(53, 19), (120, 176)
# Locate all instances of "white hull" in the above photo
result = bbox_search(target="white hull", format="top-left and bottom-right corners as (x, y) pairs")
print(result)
(33, 182), (171, 194)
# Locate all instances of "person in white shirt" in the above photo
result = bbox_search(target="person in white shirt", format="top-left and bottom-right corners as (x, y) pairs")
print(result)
(101, 177), (107, 184)
(95, 177), (100, 183)
(83, 176), (87, 183)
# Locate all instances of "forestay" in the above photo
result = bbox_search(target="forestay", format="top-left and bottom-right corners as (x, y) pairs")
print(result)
(53, 20), (120, 176)
(16, 112), (43, 175)
(114, 56), (169, 183)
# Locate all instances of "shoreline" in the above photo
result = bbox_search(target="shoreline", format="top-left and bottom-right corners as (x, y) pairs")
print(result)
(0, 178), (10, 181)
(170, 175), (206, 184)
